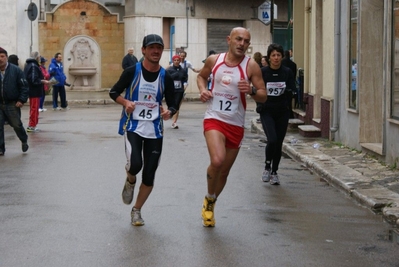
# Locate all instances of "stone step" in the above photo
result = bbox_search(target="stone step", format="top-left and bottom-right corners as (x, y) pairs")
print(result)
(288, 118), (305, 132)
(298, 125), (321, 137)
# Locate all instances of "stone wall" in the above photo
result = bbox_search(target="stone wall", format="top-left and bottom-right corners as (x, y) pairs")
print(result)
(39, 0), (124, 90)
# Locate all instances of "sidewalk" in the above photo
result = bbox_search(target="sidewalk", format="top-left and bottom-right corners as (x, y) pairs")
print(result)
(59, 90), (399, 226)
(44, 90), (202, 106)
(251, 119), (399, 226)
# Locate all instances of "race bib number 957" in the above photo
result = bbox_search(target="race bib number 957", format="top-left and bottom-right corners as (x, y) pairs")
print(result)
(266, 82), (286, 96)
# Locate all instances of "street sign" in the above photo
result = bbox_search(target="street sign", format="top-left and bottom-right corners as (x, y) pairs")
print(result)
(258, 1), (277, 26)
(27, 2), (38, 21)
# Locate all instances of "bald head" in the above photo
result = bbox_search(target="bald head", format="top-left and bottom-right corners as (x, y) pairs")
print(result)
(230, 27), (251, 39)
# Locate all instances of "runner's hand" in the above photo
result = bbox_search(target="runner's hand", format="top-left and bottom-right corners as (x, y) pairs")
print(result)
(160, 106), (171, 120)
(124, 100), (135, 114)
(199, 90), (212, 102)
(238, 79), (251, 94)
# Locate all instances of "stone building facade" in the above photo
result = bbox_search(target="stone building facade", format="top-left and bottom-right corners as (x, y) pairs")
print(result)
(292, 0), (399, 167)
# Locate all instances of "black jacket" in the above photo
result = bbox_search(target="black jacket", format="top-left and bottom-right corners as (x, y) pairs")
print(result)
(0, 63), (29, 104)
(24, 58), (44, 98)
(259, 65), (296, 111)
(281, 58), (297, 78)
(166, 65), (188, 92)
(122, 54), (138, 70)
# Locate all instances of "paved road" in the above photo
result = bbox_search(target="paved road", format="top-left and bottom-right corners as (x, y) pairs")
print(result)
(0, 102), (398, 267)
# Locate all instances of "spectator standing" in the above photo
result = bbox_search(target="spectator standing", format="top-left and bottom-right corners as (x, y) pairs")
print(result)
(109, 34), (177, 226)
(281, 50), (297, 118)
(258, 44), (296, 185)
(253, 52), (263, 68)
(122, 47), (138, 70)
(197, 27), (267, 227)
(0, 47), (29, 155)
(4, 54), (20, 126)
(166, 54), (188, 129)
(49, 53), (70, 111)
(202, 50), (217, 90)
(39, 57), (50, 112)
(261, 55), (269, 67)
(24, 51), (49, 132)
(281, 50), (297, 78)
(8, 55), (19, 67)
(179, 51), (200, 90)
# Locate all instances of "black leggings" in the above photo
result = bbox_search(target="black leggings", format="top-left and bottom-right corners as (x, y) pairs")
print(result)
(124, 132), (163, 186)
(260, 108), (289, 173)
(174, 91), (184, 110)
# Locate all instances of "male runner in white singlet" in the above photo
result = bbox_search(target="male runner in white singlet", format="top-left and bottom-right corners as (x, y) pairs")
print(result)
(197, 27), (267, 227)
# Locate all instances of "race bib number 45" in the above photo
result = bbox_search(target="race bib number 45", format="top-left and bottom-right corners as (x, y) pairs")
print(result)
(132, 101), (159, 121)
(266, 82), (286, 96)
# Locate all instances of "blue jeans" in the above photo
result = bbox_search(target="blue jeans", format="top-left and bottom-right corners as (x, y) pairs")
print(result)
(0, 102), (28, 152)
(52, 85), (67, 108)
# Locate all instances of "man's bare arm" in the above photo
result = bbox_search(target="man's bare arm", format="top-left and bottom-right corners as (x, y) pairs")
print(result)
(248, 60), (267, 103)
(197, 55), (217, 102)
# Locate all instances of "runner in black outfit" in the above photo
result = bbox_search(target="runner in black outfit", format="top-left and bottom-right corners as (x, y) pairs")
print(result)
(258, 43), (296, 185)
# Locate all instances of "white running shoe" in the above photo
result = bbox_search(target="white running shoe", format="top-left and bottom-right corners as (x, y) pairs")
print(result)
(270, 174), (280, 185)
(131, 208), (145, 226)
(261, 169), (271, 182)
(122, 178), (135, 205)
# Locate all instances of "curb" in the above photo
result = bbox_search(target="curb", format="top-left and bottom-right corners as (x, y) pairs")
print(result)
(251, 118), (399, 226)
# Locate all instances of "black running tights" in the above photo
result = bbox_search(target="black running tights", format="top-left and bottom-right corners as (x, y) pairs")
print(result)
(124, 131), (163, 186)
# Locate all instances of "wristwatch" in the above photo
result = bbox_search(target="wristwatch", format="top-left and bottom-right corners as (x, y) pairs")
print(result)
(250, 87), (257, 96)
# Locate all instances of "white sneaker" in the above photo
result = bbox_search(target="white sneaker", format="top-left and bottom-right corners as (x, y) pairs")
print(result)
(122, 178), (135, 205)
(171, 123), (179, 129)
(27, 126), (40, 132)
(131, 208), (145, 226)
(270, 173), (280, 185)
(39, 109), (43, 112)
(261, 169), (271, 182)
(42, 108), (47, 112)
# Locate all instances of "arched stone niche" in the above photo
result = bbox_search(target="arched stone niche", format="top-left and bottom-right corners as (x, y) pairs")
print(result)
(64, 35), (101, 91)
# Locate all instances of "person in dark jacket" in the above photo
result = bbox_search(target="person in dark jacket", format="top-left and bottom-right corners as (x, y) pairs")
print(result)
(39, 57), (50, 112)
(258, 44), (296, 185)
(122, 48), (138, 70)
(8, 54), (19, 67)
(281, 50), (297, 79)
(166, 54), (188, 129)
(281, 50), (297, 118)
(24, 51), (50, 132)
(48, 52), (70, 110)
(0, 47), (29, 155)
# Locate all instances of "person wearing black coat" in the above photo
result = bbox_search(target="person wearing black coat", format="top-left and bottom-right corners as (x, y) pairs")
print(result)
(24, 51), (50, 132)
(0, 47), (29, 155)
(122, 48), (138, 70)
(166, 54), (188, 129)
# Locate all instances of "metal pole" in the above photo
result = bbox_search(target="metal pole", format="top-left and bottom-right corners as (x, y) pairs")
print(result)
(270, 0), (274, 41)
(30, 0), (33, 54)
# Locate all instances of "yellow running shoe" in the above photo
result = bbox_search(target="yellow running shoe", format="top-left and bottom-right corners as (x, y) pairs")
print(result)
(202, 196), (216, 227)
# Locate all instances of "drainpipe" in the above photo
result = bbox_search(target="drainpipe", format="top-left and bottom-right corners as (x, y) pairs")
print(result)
(330, 0), (341, 133)
(181, 0), (189, 49)
(40, 0), (45, 20)
(169, 25), (175, 64)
